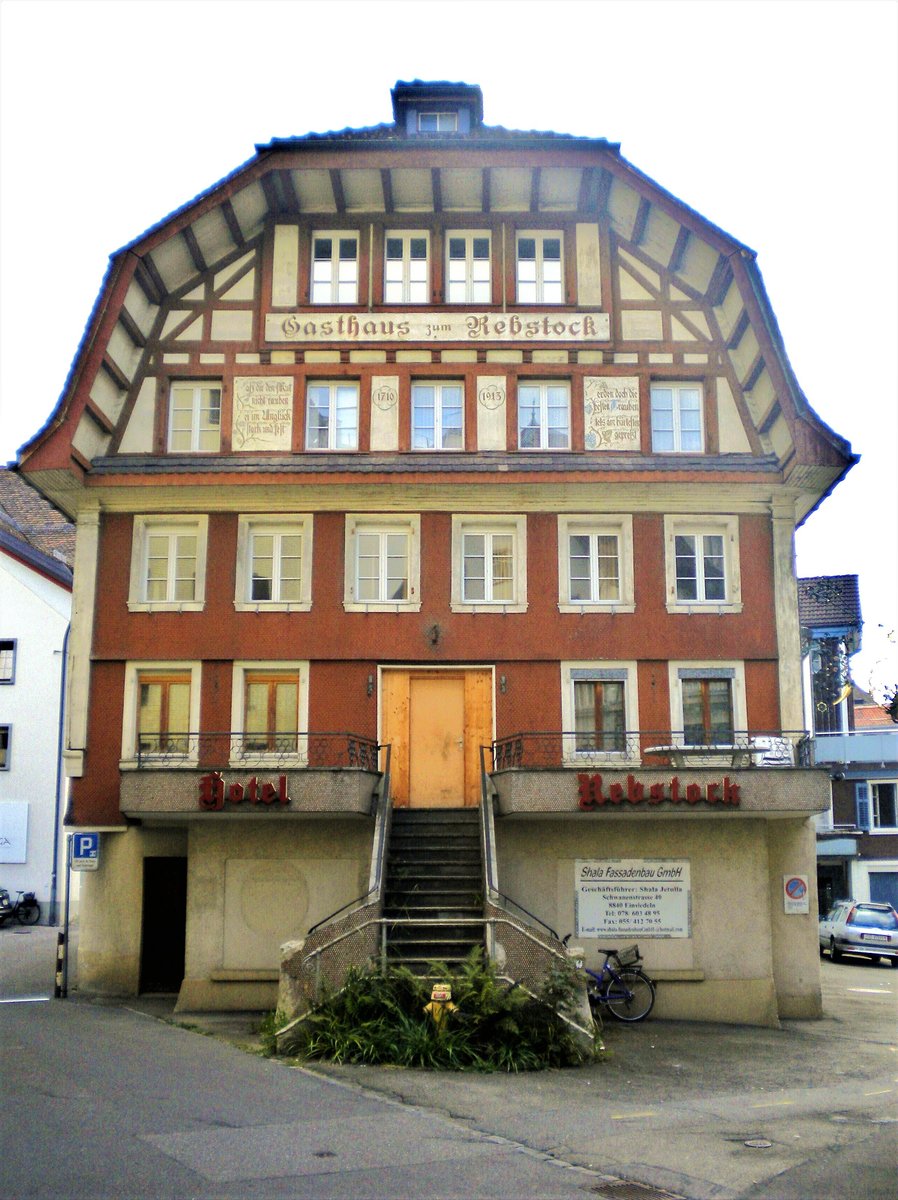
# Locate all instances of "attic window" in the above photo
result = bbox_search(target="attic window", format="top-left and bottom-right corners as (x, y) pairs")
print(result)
(418, 111), (458, 132)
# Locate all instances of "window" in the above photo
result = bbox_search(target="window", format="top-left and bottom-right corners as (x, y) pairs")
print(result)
(651, 384), (703, 453)
(561, 663), (638, 762)
(418, 112), (457, 132)
(557, 517), (634, 611)
(231, 661), (309, 764)
(0, 725), (10, 769)
(128, 517), (209, 612)
(518, 381), (570, 449)
(311, 233), (358, 304)
(0, 640), (15, 684)
(669, 663), (746, 747)
(344, 516), (421, 612)
(384, 232), (429, 304)
(121, 662), (201, 766)
(168, 382), (222, 453)
(516, 232), (563, 303)
(235, 516), (312, 611)
(871, 782), (898, 830)
(451, 515), (527, 613)
(446, 232), (490, 303)
(411, 381), (464, 449)
(306, 381), (359, 450)
(663, 516), (741, 613)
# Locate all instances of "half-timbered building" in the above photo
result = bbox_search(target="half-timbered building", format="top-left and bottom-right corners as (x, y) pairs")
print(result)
(16, 81), (855, 1023)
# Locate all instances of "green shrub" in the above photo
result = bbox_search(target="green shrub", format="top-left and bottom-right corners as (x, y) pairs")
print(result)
(277, 948), (597, 1071)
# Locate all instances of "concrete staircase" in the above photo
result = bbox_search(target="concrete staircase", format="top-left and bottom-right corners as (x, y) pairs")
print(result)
(383, 808), (484, 971)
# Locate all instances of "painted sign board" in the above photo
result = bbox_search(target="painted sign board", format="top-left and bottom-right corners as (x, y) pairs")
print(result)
(265, 310), (610, 344)
(783, 874), (810, 914)
(575, 858), (692, 938)
(71, 832), (100, 871)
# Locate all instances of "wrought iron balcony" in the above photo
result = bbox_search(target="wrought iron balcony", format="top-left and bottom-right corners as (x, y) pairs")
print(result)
(134, 731), (380, 771)
(490, 731), (811, 771)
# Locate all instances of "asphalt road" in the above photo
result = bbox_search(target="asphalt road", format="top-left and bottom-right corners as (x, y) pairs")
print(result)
(2, 925), (896, 1199)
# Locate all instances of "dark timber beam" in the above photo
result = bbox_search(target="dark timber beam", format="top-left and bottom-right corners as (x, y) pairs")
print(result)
(279, 169), (300, 212)
(431, 168), (442, 213)
(530, 167), (541, 213)
(182, 227), (207, 274)
(631, 197), (651, 246)
(380, 168), (394, 213)
(669, 227), (690, 275)
(221, 199), (245, 247)
(330, 169), (346, 214)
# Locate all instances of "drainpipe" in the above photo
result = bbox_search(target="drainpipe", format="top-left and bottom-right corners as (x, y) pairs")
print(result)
(48, 621), (71, 926)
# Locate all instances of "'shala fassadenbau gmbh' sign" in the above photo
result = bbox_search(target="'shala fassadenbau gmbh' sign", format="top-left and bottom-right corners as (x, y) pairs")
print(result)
(265, 310), (610, 343)
(575, 859), (692, 938)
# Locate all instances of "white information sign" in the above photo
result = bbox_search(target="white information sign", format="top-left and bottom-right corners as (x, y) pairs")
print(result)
(575, 859), (691, 939)
(0, 801), (28, 863)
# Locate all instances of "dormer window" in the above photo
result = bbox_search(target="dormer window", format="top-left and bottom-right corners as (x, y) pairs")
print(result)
(418, 111), (458, 133)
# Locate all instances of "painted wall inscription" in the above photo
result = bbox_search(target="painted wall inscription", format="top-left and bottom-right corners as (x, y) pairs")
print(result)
(232, 377), (294, 451)
(584, 376), (641, 451)
(266, 311), (610, 344)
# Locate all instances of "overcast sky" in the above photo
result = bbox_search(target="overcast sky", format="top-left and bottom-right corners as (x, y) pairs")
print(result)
(1, 0), (895, 694)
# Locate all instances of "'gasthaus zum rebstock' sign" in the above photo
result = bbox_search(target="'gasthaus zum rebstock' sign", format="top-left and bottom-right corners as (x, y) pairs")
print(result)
(265, 310), (611, 343)
(575, 859), (692, 938)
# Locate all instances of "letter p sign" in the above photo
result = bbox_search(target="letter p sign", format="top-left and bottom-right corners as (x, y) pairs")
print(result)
(71, 832), (100, 871)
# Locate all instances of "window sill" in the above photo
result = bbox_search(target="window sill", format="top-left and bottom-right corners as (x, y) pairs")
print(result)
(127, 601), (206, 614)
(343, 601), (422, 614)
(450, 602), (528, 615)
(558, 602), (636, 615)
(233, 602), (312, 613)
(120, 757), (200, 771)
(665, 602), (743, 616)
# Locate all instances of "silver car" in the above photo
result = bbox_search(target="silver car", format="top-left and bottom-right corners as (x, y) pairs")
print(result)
(819, 900), (898, 966)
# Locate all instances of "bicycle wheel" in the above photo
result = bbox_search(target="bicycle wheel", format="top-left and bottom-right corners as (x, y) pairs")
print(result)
(602, 968), (655, 1022)
(16, 901), (40, 926)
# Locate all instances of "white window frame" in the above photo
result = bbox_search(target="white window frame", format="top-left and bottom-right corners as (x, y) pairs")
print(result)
(411, 380), (465, 450)
(663, 515), (741, 614)
(310, 231), (359, 304)
(445, 230), (491, 304)
(557, 516), (635, 612)
(167, 381), (222, 453)
(0, 639), (16, 684)
(450, 515), (527, 614)
(667, 661), (747, 746)
(871, 781), (898, 832)
(516, 231), (564, 304)
(120, 661), (202, 769)
(383, 231), (430, 304)
(234, 515), (313, 612)
(128, 516), (209, 613)
(344, 515), (421, 613)
(418, 111), (458, 132)
(0, 724), (10, 770)
(517, 380), (571, 450)
(230, 660), (309, 768)
(561, 662), (639, 764)
(305, 380), (359, 450)
(650, 383), (704, 453)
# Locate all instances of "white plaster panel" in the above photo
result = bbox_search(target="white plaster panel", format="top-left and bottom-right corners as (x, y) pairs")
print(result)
(641, 207), (680, 265)
(713, 279), (743, 342)
(745, 369), (776, 424)
(118, 377), (157, 453)
(189, 209), (231, 267)
(89, 369), (126, 424)
(681, 310), (712, 338)
(229, 182), (268, 237)
(107, 324), (140, 380)
(476, 375), (506, 450)
(232, 377), (293, 452)
(72, 416), (110, 462)
(124, 281), (158, 338)
(490, 168), (531, 210)
(210, 310), (253, 342)
(161, 310), (194, 339)
(293, 169), (337, 212)
(618, 248), (661, 291)
(391, 168), (433, 209)
(621, 310), (663, 341)
(272, 225), (299, 307)
(540, 168), (581, 209)
(341, 170), (385, 212)
(676, 235), (719, 294)
(607, 178), (641, 239)
(369, 376), (400, 451)
(214, 251), (256, 292)
(619, 269), (654, 300)
(149, 237), (196, 292)
(575, 223), (602, 306)
(438, 168), (482, 211)
(670, 317), (697, 342)
(768, 413), (794, 460)
(729, 325), (761, 383)
(175, 316), (204, 342)
(220, 270), (255, 302)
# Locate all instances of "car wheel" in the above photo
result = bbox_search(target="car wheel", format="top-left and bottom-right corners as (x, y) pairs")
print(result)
(891, 958), (898, 969)
(830, 938), (842, 962)
(869, 956), (882, 965)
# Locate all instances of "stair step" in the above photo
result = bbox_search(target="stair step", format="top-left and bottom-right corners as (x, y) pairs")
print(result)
(385, 889), (481, 904)
(385, 910), (482, 923)
(391, 809), (479, 823)
(389, 849), (480, 865)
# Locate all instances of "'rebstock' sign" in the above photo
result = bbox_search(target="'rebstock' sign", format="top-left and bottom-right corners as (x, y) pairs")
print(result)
(578, 773), (741, 810)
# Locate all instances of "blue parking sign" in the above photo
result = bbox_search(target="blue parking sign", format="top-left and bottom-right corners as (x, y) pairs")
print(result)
(71, 832), (100, 871)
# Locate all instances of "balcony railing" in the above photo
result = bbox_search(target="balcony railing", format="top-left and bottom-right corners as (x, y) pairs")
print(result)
(135, 731), (380, 771)
(810, 728), (898, 767)
(491, 731), (810, 771)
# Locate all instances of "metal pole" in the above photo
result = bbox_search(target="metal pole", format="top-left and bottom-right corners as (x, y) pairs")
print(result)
(59, 834), (72, 999)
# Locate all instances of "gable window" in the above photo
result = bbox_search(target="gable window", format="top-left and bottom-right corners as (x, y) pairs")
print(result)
(168, 382), (221, 453)
(344, 516), (421, 612)
(311, 233), (358, 304)
(411, 381), (464, 449)
(231, 661), (309, 765)
(451, 515), (528, 613)
(0, 640), (15, 684)
(558, 517), (634, 611)
(235, 516), (313, 611)
(663, 516), (741, 613)
(0, 725), (10, 769)
(651, 384), (703, 453)
(128, 516), (209, 612)
(306, 382), (359, 450)
(518, 381), (570, 449)
(446, 232), (490, 303)
(418, 112), (458, 132)
(516, 232), (563, 304)
(384, 233), (429, 304)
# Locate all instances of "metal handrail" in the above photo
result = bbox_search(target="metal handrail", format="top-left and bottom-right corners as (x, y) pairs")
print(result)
(492, 730), (811, 770)
(135, 730), (380, 769)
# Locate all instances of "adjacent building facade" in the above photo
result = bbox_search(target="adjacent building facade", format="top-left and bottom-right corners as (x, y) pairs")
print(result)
(16, 81), (855, 1022)
(0, 469), (75, 922)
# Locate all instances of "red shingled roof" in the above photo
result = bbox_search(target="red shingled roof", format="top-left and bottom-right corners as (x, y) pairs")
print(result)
(0, 468), (76, 568)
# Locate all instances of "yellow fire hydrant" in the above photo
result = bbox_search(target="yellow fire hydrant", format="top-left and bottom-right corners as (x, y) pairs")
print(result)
(423, 983), (457, 1033)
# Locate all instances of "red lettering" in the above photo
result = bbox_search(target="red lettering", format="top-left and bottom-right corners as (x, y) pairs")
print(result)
(247, 776), (258, 803)
(706, 782), (720, 804)
(228, 782), (245, 804)
(198, 772), (225, 811)
(686, 783), (702, 804)
(261, 781), (277, 805)
(671, 776), (681, 803)
(578, 773), (606, 809)
(626, 775), (644, 804)
(649, 782), (666, 804)
(279, 775), (290, 805)
(609, 782), (624, 804)
(724, 777), (741, 806)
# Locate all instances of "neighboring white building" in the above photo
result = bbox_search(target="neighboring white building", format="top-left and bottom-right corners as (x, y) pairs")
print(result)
(0, 469), (75, 923)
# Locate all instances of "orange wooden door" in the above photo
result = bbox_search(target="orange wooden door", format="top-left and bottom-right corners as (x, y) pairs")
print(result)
(381, 669), (493, 808)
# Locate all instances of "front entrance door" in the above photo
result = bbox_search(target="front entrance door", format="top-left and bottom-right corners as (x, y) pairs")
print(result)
(140, 856), (187, 993)
(381, 668), (492, 808)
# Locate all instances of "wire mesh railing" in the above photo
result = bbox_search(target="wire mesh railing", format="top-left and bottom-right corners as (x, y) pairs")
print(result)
(490, 730), (810, 770)
(135, 730), (380, 770)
